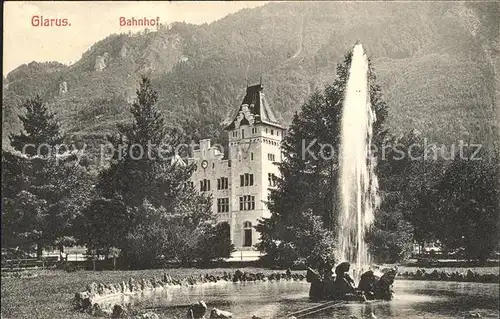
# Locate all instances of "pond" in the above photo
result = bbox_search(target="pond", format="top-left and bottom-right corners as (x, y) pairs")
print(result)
(111, 280), (499, 318)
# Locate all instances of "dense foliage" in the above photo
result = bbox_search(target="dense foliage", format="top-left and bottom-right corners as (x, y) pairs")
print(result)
(1, 79), (234, 267)
(429, 148), (499, 262)
(75, 77), (233, 268)
(2, 97), (91, 257)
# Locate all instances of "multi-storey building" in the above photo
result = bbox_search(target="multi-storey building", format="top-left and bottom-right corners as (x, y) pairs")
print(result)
(188, 83), (284, 257)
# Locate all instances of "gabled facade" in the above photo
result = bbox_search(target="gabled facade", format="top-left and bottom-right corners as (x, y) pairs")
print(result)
(188, 84), (284, 253)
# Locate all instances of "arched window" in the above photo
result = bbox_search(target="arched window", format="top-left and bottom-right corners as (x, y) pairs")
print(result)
(243, 221), (252, 247)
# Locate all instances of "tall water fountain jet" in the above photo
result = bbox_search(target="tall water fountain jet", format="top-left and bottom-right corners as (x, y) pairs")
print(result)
(336, 44), (380, 280)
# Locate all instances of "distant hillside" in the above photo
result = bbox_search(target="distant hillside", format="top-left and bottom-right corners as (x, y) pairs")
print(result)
(3, 1), (498, 155)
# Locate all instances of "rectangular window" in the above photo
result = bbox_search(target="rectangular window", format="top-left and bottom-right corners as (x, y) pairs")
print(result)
(200, 179), (211, 191)
(271, 129), (274, 135)
(242, 129), (245, 139)
(200, 179), (210, 192)
(251, 152), (254, 161)
(217, 198), (229, 213)
(240, 173), (254, 186)
(267, 153), (276, 161)
(217, 177), (228, 190)
(239, 195), (255, 211)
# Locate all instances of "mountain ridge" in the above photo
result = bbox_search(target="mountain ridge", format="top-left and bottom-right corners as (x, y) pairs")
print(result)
(3, 1), (498, 153)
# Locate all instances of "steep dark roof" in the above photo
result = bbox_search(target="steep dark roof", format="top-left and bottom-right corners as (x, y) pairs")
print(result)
(224, 84), (282, 130)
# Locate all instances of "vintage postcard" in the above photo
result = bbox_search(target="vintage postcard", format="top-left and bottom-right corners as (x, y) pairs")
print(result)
(2, 1), (499, 318)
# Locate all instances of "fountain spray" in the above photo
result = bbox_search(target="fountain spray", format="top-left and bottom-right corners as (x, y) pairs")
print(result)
(336, 44), (380, 280)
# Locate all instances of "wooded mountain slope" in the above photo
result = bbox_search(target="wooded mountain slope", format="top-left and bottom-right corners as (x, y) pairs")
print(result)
(3, 1), (498, 150)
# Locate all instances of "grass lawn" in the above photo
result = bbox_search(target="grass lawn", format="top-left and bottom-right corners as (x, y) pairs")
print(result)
(0, 267), (293, 319)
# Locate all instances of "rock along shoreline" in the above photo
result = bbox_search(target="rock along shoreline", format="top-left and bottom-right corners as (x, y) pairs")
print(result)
(73, 270), (306, 318)
(397, 269), (499, 283)
(73, 268), (499, 318)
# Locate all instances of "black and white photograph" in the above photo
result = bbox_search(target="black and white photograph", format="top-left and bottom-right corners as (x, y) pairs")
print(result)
(2, 1), (499, 318)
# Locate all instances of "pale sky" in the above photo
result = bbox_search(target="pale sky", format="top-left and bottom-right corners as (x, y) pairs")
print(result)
(3, 1), (268, 76)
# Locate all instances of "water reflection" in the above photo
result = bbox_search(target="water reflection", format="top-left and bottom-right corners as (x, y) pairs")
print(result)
(113, 280), (498, 318)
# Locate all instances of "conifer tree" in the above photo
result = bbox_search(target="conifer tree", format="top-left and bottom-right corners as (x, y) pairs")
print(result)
(9, 95), (62, 156)
(80, 77), (222, 267)
(97, 76), (191, 207)
(2, 96), (88, 256)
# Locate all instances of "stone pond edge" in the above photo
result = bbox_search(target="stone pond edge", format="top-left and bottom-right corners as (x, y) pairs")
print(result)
(74, 270), (306, 317)
(73, 269), (499, 317)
